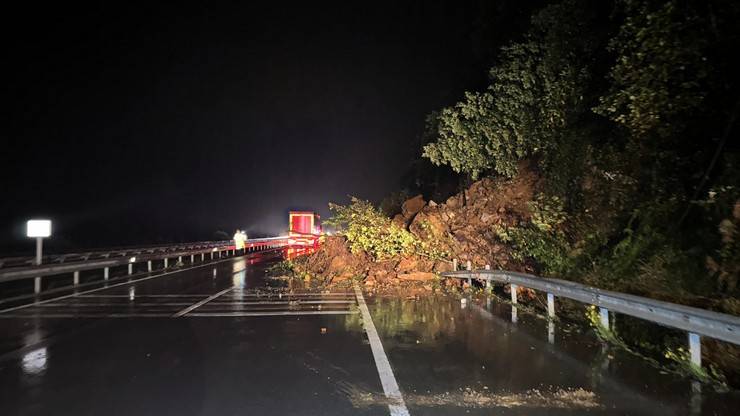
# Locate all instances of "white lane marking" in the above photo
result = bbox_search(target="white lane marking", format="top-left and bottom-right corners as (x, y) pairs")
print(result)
(204, 300), (355, 305)
(37, 303), (193, 307)
(76, 294), (213, 298)
(0, 310), (359, 319)
(237, 293), (355, 297)
(0, 313), (173, 318)
(173, 287), (234, 317)
(0, 257), (238, 314)
(353, 284), (410, 416)
(186, 310), (358, 317)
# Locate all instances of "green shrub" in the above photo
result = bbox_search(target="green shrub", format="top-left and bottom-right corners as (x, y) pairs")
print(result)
(326, 197), (417, 259)
(327, 197), (450, 261)
(493, 193), (574, 275)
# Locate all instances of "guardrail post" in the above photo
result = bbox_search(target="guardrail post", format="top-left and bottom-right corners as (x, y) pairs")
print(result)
(164, 258), (168, 268)
(510, 284), (518, 304)
(210, 252), (214, 260)
(201, 253), (205, 261)
(178, 256), (182, 264)
(73, 271), (80, 286)
(128, 264), (133, 275)
(691, 381), (702, 415)
(548, 321), (555, 344)
(34, 277), (41, 294)
(465, 261), (472, 287)
(484, 265), (491, 291)
(104, 267), (109, 280)
(689, 332), (701, 367)
(147, 261), (152, 272)
(191, 254), (195, 263)
(547, 293), (555, 318)
(599, 307), (610, 330)
(452, 259), (457, 271)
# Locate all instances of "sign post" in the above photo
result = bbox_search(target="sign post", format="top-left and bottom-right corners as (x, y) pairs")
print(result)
(27, 220), (52, 265)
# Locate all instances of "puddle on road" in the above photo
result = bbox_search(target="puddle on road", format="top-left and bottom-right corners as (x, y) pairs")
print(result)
(354, 294), (740, 415)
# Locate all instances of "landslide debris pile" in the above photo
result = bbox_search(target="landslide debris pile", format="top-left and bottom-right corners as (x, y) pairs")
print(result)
(293, 165), (541, 289)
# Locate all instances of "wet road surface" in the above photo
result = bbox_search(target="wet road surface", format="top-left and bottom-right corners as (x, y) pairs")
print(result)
(1, 253), (738, 415)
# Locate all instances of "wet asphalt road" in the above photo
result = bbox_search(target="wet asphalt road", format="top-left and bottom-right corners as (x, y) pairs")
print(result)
(1, 252), (739, 415)
(0, 255), (386, 415)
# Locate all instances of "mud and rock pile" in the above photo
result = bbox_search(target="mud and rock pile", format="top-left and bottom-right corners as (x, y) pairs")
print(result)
(294, 163), (541, 288)
(406, 166), (539, 273)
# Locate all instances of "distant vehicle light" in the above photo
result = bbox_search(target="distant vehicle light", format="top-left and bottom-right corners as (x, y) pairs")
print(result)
(129, 256), (137, 263)
(26, 220), (52, 238)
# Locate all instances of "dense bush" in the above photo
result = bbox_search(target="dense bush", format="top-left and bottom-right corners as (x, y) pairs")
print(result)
(493, 194), (574, 275)
(326, 197), (450, 261)
(325, 197), (416, 260)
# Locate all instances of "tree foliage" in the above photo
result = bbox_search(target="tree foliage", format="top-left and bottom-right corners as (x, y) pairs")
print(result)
(594, 0), (710, 140)
(423, 0), (595, 179)
(419, 0), (740, 301)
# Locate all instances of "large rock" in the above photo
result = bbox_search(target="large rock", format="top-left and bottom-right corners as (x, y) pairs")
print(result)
(396, 257), (419, 273)
(394, 255), (435, 273)
(397, 272), (436, 281)
(409, 210), (447, 240)
(433, 260), (454, 273)
(368, 260), (397, 282)
(480, 213), (495, 224)
(401, 194), (426, 220)
(326, 255), (349, 275)
(333, 270), (355, 281)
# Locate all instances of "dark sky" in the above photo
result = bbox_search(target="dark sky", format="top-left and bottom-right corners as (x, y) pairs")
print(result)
(2, 1), (544, 253)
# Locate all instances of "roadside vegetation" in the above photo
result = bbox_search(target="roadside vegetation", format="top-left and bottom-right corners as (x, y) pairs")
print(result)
(288, 0), (740, 387)
(420, 0), (740, 307)
(315, 0), (740, 308)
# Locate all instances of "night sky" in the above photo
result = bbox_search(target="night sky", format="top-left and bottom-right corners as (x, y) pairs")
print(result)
(2, 2), (544, 254)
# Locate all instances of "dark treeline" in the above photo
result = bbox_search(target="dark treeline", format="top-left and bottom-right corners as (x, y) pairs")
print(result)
(408, 0), (740, 303)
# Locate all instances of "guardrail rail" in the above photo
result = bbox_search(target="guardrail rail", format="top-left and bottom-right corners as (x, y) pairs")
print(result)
(443, 268), (740, 372)
(0, 237), (290, 297)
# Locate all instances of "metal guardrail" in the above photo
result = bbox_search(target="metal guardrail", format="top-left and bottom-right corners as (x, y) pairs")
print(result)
(443, 269), (740, 370)
(0, 237), (290, 294)
(0, 240), (234, 269)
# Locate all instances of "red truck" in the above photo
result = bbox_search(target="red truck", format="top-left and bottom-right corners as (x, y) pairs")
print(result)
(288, 211), (322, 246)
